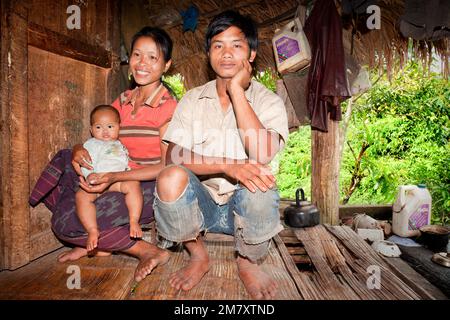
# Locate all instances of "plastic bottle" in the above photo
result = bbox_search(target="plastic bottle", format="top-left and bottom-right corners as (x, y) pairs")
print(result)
(272, 18), (311, 74)
(392, 184), (432, 237)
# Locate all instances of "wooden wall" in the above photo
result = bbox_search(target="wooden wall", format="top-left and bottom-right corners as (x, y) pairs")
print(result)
(0, 0), (120, 270)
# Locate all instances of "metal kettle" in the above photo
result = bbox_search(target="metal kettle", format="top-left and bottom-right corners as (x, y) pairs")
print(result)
(284, 188), (320, 228)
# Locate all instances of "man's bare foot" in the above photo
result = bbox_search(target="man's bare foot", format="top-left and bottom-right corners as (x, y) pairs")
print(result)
(237, 256), (277, 300)
(169, 238), (210, 291)
(134, 246), (170, 282)
(57, 247), (112, 262)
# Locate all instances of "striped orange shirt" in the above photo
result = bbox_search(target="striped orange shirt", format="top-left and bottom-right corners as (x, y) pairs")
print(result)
(111, 84), (177, 169)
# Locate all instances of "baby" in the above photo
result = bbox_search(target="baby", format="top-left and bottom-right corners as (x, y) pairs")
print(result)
(76, 105), (143, 252)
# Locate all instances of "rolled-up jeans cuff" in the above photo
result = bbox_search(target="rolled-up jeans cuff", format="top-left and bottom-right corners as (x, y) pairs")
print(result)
(235, 213), (284, 262)
(153, 182), (205, 244)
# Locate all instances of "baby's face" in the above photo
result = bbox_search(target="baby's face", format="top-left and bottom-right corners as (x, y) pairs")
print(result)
(90, 110), (120, 141)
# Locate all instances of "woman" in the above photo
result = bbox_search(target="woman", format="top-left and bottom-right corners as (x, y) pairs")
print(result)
(50, 26), (177, 282)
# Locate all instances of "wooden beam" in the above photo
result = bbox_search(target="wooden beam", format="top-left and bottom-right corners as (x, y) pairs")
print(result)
(311, 115), (340, 225)
(2, 3), (31, 270)
(27, 21), (111, 68)
(105, 0), (121, 102)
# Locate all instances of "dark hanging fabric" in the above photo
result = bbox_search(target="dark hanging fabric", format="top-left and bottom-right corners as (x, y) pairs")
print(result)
(304, 0), (351, 132)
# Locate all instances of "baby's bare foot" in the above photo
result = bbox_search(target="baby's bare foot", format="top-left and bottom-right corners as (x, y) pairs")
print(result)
(237, 256), (277, 300)
(86, 230), (99, 252)
(169, 258), (210, 291)
(130, 223), (143, 238)
(134, 248), (170, 282)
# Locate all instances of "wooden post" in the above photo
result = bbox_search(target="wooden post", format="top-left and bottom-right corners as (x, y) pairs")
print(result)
(1, 2), (30, 269)
(311, 114), (340, 225)
(106, 0), (121, 102)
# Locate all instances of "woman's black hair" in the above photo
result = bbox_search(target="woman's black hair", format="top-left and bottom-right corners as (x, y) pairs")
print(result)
(205, 10), (258, 53)
(130, 26), (173, 62)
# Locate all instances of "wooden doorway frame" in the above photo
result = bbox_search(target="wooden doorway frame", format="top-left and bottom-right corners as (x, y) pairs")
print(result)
(0, 0), (120, 270)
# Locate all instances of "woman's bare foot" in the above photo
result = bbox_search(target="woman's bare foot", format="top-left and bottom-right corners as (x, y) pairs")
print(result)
(58, 247), (87, 262)
(130, 241), (171, 282)
(237, 256), (278, 300)
(57, 247), (112, 262)
(169, 238), (210, 291)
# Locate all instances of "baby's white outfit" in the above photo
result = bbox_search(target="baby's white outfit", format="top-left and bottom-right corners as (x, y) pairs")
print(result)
(81, 138), (129, 179)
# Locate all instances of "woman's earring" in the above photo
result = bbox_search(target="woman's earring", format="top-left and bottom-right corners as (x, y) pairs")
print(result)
(128, 72), (132, 81)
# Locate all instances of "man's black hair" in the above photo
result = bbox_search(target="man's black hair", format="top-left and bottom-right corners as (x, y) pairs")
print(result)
(130, 26), (173, 62)
(205, 10), (258, 52)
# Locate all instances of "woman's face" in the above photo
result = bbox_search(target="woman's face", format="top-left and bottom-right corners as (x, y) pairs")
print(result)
(129, 36), (171, 87)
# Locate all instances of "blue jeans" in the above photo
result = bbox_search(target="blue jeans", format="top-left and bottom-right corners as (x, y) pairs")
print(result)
(153, 165), (284, 262)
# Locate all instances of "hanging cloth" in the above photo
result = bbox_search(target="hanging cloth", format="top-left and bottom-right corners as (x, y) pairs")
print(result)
(304, 0), (351, 132)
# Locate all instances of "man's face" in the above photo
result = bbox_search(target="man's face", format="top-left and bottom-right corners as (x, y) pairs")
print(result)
(208, 26), (256, 80)
(90, 110), (120, 142)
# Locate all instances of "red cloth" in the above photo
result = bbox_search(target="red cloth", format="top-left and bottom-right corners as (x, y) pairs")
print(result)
(304, 0), (351, 132)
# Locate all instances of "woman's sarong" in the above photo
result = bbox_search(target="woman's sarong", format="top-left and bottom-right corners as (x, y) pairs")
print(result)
(29, 149), (155, 251)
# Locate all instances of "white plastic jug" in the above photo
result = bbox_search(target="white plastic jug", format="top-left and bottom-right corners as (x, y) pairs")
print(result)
(272, 18), (311, 74)
(392, 185), (432, 237)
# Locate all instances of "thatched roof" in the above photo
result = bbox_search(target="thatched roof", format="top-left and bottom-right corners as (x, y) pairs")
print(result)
(120, 0), (449, 90)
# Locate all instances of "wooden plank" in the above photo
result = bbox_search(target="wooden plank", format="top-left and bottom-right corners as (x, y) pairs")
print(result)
(292, 255), (312, 265)
(273, 235), (324, 299)
(105, 0), (121, 103)
(398, 245), (450, 298)
(325, 225), (423, 299)
(295, 227), (360, 300)
(26, 0), (109, 48)
(0, 0), (8, 271)
(313, 225), (388, 300)
(339, 204), (392, 220)
(2, 3), (31, 270)
(382, 256), (447, 300)
(287, 246), (307, 255)
(28, 22), (111, 68)
(0, 248), (137, 300)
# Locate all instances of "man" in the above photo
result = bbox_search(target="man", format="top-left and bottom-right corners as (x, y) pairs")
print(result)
(153, 10), (288, 300)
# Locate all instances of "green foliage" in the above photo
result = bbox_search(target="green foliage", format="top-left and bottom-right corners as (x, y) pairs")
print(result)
(162, 73), (186, 101)
(276, 127), (312, 200)
(276, 61), (450, 225)
(253, 68), (279, 93)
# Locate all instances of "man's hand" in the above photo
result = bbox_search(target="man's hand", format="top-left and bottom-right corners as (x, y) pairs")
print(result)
(223, 161), (276, 193)
(227, 59), (252, 93)
(72, 144), (93, 176)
